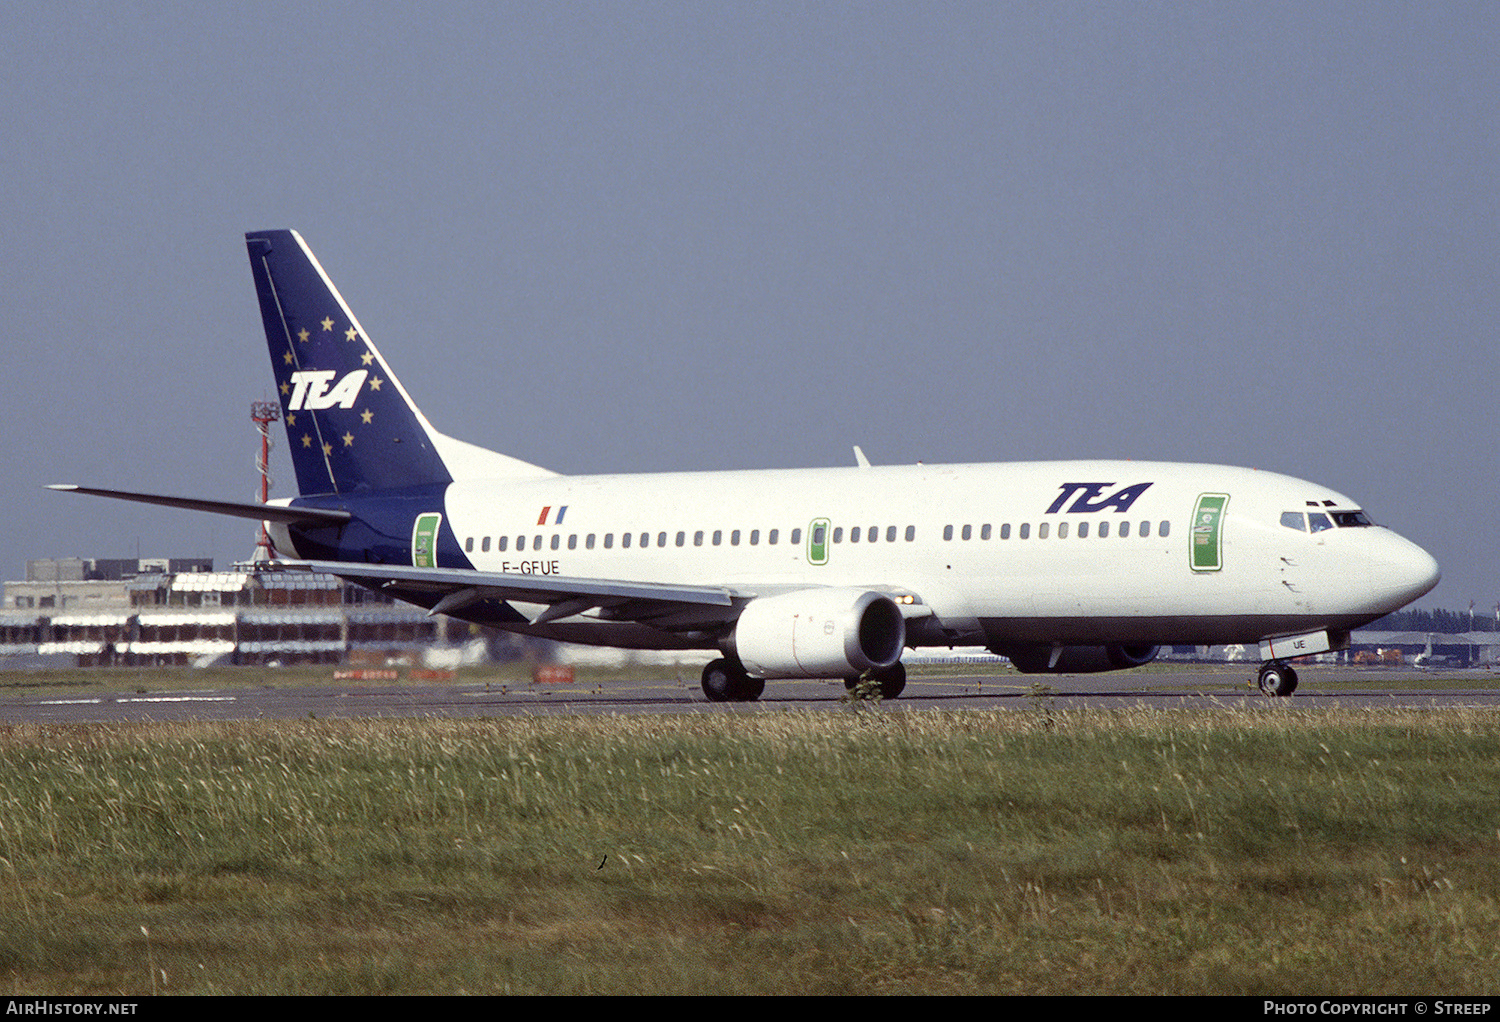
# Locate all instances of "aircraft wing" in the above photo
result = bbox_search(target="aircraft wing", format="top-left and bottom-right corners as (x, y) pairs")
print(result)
(277, 560), (931, 633)
(277, 559), (743, 629)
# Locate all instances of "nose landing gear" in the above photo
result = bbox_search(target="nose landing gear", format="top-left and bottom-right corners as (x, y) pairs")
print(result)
(1257, 661), (1299, 697)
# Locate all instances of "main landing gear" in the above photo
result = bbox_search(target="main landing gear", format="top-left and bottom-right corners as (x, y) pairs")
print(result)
(1257, 661), (1299, 697)
(701, 658), (765, 703)
(700, 659), (909, 702)
(843, 662), (907, 700)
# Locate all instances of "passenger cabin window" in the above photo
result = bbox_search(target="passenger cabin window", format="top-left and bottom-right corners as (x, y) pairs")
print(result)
(850, 527), (860, 543)
(791, 528), (802, 544)
(1038, 523), (1049, 539)
(499, 536), (509, 552)
(903, 526), (913, 542)
(1018, 523), (1029, 539)
(1077, 522), (1088, 539)
(1159, 521), (1170, 537)
(769, 529), (779, 544)
(981, 524), (991, 540)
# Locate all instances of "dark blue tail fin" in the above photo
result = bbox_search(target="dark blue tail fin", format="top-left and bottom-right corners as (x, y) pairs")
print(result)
(246, 230), (550, 496)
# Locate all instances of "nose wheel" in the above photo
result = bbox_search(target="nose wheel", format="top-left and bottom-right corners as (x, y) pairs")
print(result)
(1257, 662), (1298, 697)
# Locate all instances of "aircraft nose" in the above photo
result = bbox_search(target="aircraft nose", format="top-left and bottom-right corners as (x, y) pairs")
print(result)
(1375, 536), (1441, 610)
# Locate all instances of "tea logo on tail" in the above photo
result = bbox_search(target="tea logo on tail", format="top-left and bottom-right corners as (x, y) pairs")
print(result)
(286, 369), (367, 410)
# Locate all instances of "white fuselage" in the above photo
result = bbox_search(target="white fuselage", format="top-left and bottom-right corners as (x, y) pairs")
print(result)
(439, 459), (1439, 650)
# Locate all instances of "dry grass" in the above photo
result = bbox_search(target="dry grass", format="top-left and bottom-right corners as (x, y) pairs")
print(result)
(0, 704), (1497, 994)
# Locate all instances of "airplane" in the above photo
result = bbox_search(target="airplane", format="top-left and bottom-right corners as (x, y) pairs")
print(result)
(51, 229), (1441, 700)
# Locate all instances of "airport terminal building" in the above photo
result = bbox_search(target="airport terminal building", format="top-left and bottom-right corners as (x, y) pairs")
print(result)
(1, 557), (473, 668)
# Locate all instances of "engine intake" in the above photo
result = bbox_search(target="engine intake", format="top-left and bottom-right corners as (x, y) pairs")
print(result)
(732, 588), (905, 679)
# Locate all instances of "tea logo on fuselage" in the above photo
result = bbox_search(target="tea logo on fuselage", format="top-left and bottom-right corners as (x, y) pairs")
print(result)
(1045, 482), (1154, 515)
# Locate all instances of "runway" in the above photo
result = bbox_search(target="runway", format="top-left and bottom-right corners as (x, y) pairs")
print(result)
(1, 666), (1497, 723)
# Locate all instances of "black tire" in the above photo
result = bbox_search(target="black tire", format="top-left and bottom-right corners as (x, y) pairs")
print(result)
(874, 661), (907, 699)
(701, 658), (763, 702)
(845, 664), (906, 699)
(1257, 663), (1299, 697)
(702, 658), (737, 702)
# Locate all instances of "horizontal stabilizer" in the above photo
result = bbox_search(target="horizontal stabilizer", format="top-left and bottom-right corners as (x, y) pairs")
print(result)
(47, 485), (351, 526)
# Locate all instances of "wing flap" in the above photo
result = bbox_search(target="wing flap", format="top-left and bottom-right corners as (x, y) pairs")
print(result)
(277, 559), (738, 628)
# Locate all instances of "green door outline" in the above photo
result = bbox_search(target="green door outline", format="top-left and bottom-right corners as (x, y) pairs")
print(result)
(412, 512), (443, 568)
(808, 518), (829, 565)
(1190, 494), (1228, 572)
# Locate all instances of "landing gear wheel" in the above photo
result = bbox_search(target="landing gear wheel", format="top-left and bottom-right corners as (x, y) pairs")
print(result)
(874, 662), (906, 699)
(843, 663), (907, 700)
(701, 658), (763, 702)
(1257, 662), (1299, 697)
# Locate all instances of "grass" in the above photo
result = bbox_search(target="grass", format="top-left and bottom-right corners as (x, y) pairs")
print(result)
(0, 704), (1498, 994)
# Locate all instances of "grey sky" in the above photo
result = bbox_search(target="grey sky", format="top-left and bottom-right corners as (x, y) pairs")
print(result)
(2, 2), (1494, 611)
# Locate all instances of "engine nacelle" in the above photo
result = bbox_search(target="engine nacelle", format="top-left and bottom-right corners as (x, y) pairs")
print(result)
(731, 588), (906, 679)
(994, 642), (1161, 674)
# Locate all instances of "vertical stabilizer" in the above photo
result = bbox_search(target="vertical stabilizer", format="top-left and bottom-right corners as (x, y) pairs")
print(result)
(245, 230), (552, 496)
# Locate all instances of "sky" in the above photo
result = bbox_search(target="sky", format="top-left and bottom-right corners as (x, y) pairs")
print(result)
(2, 1), (1494, 611)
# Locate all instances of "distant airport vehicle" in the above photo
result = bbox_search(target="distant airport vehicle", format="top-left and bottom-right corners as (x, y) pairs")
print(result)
(52, 231), (1441, 699)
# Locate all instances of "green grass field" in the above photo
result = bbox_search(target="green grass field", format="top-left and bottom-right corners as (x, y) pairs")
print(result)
(1, 702), (1497, 994)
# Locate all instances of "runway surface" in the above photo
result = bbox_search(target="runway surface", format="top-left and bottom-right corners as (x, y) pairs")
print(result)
(2, 666), (1498, 723)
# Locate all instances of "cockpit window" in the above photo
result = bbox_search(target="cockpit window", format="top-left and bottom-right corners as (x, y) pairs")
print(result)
(1284, 509), (1375, 531)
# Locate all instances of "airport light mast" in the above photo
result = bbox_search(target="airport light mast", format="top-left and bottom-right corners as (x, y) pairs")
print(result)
(250, 401), (280, 562)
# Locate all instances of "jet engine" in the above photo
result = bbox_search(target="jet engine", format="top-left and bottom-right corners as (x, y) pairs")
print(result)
(731, 588), (906, 679)
(993, 642), (1161, 674)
